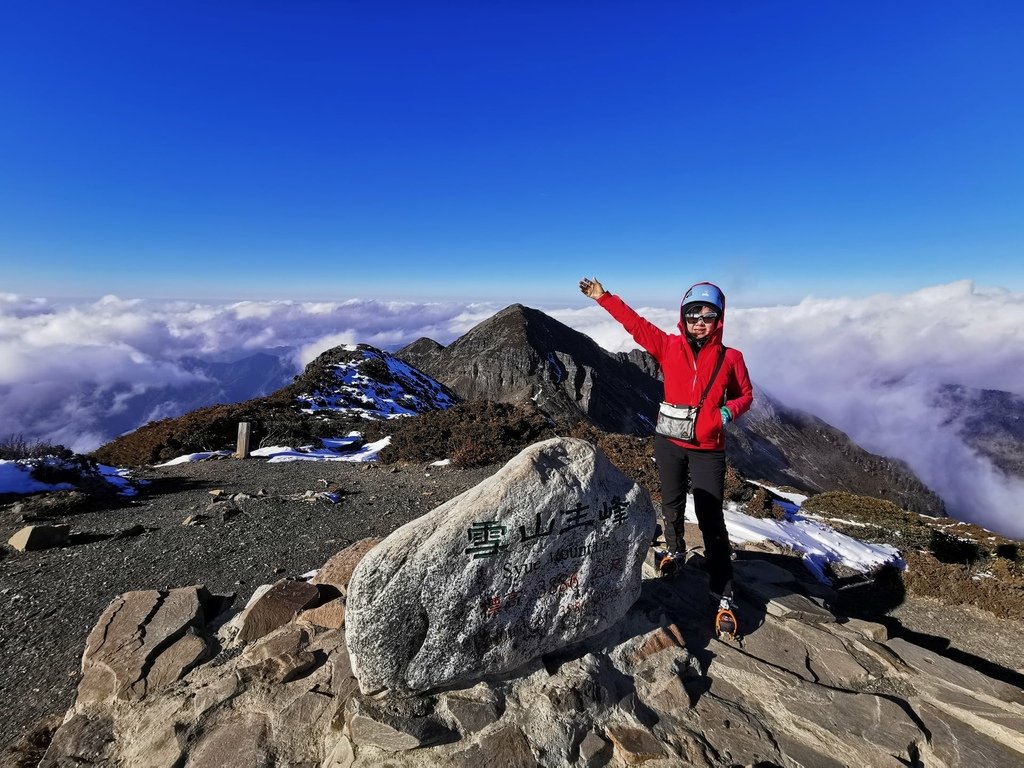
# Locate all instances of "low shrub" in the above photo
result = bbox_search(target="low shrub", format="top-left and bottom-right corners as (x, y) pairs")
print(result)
(358, 356), (393, 384)
(376, 401), (555, 467)
(902, 550), (1024, 620)
(0, 435), (73, 461)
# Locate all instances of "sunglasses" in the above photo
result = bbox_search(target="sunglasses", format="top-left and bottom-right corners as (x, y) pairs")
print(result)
(684, 312), (719, 324)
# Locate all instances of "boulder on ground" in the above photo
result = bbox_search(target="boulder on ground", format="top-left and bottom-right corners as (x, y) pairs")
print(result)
(8, 524), (71, 552)
(345, 437), (657, 693)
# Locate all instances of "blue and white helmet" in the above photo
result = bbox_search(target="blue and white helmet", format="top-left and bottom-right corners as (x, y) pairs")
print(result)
(680, 281), (725, 317)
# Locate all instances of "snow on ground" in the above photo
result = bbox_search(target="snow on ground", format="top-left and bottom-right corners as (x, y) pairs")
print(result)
(0, 458), (140, 496)
(0, 460), (75, 494)
(748, 480), (808, 506)
(684, 481), (903, 584)
(296, 349), (455, 418)
(154, 432), (389, 466)
(255, 437), (391, 463)
(97, 464), (141, 496)
(156, 451), (233, 466)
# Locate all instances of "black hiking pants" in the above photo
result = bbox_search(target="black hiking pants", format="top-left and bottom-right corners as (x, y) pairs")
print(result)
(653, 435), (732, 594)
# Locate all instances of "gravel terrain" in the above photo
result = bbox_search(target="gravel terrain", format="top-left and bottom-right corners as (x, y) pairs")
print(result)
(0, 456), (499, 749)
(4, 454), (1023, 753)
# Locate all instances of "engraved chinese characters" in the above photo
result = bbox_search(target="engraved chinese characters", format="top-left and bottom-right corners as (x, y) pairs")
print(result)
(345, 438), (656, 694)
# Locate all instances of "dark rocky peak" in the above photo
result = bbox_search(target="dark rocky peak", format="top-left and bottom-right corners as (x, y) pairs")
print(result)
(443, 303), (608, 363)
(394, 337), (445, 372)
(396, 304), (662, 435)
(291, 343), (459, 418)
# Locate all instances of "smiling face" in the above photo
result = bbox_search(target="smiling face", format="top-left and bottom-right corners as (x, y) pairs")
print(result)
(683, 305), (720, 339)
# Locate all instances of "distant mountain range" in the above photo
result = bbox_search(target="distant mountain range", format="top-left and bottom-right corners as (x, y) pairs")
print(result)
(397, 305), (945, 516)
(79, 303), (1024, 522)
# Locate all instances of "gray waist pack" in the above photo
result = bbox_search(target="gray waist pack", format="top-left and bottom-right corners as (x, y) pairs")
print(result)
(655, 349), (726, 443)
(655, 403), (698, 441)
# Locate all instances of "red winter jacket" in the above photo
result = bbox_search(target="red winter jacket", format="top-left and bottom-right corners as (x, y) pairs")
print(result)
(597, 293), (754, 451)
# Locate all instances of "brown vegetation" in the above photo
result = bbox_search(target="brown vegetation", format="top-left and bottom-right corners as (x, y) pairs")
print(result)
(369, 401), (555, 468)
(0, 435), (73, 462)
(804, 490), (1024, 617)
(91, 392), (365, 467)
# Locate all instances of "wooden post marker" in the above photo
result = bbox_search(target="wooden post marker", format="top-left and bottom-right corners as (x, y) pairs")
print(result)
(235, 422), (251, 459)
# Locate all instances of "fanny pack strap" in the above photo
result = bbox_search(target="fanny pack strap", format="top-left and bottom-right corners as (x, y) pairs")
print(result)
(693, 348), (727, 412)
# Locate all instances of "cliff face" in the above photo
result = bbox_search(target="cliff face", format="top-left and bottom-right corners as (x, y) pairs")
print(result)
(934, 384), (1024, 479)
(727, 391), (946, 517)
(399, 305), (945, 516)
(397, 304), (663, 436)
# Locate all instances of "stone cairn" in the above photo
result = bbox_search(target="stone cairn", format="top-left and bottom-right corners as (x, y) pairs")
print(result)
(30, 437), (1024, 767)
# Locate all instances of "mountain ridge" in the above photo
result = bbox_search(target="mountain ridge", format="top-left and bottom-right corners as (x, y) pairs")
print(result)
(398, 304), (945, 516)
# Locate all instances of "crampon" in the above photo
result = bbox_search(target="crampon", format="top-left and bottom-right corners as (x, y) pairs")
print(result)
(714, 586), (739, 641)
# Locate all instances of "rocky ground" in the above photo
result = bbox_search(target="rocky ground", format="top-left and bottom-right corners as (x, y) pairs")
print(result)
(2, 454), (1024, 758)
(0, 456), (498, 750)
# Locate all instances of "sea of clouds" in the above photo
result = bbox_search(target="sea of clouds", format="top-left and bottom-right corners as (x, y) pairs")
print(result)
(2, 280), (1022, 537)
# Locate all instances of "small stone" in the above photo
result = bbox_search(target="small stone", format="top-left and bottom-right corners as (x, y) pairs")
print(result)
(39, 714), (114, 767)
(347, 696), (449, 752)
(605, 724), (666, 765)
(647, 675), (691, 714)
(299, 597), (346, 630)
(236, 580), (320, 645)
(578, 731), (610, 763)
(313, 539), (382, 594)
(443, 689), (500, 734)
(111, 524), (147, 540)
(740, 581), (836, 623)
(77, 587), (210, 707)
(182, 514), (209, 526)
(209, 489), (226, 498)
(452, 726), (538, 768)
(323, 737), (355, 768)
(8, 524), (71, 552)
(186, 713), (272, 768)
(732, 558), (798, 585)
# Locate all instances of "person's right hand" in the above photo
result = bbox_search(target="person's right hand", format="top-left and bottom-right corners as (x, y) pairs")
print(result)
(579, 277), (606, 300)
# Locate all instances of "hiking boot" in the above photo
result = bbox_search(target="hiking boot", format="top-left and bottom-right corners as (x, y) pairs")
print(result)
(654, 549), (682, 577)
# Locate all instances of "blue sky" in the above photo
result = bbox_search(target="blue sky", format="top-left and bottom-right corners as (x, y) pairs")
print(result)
(2, 1), (1022, 306)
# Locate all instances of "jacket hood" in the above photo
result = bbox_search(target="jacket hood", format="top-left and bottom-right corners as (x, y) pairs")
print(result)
(678, 281), (726, 344)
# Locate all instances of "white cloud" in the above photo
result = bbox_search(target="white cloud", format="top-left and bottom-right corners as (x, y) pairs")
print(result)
(3, 284), (1022, 538)
(0, 295), (499, 453)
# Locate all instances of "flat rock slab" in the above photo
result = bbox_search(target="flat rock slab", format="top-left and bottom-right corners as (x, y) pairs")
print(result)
(886, 637), (1024, 705)
(76, 586), (211, 707)
(739, 580), (836, 623)
(346, 437), (656, 693)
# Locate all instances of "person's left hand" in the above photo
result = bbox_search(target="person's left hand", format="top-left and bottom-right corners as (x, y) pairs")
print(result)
(579, 277), (606, 299)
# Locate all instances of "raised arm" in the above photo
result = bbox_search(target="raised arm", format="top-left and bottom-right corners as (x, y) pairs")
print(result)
(579, 276), (669, 360)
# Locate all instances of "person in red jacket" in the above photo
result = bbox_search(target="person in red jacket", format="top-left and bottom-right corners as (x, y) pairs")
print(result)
(579, 277), (754, 613)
